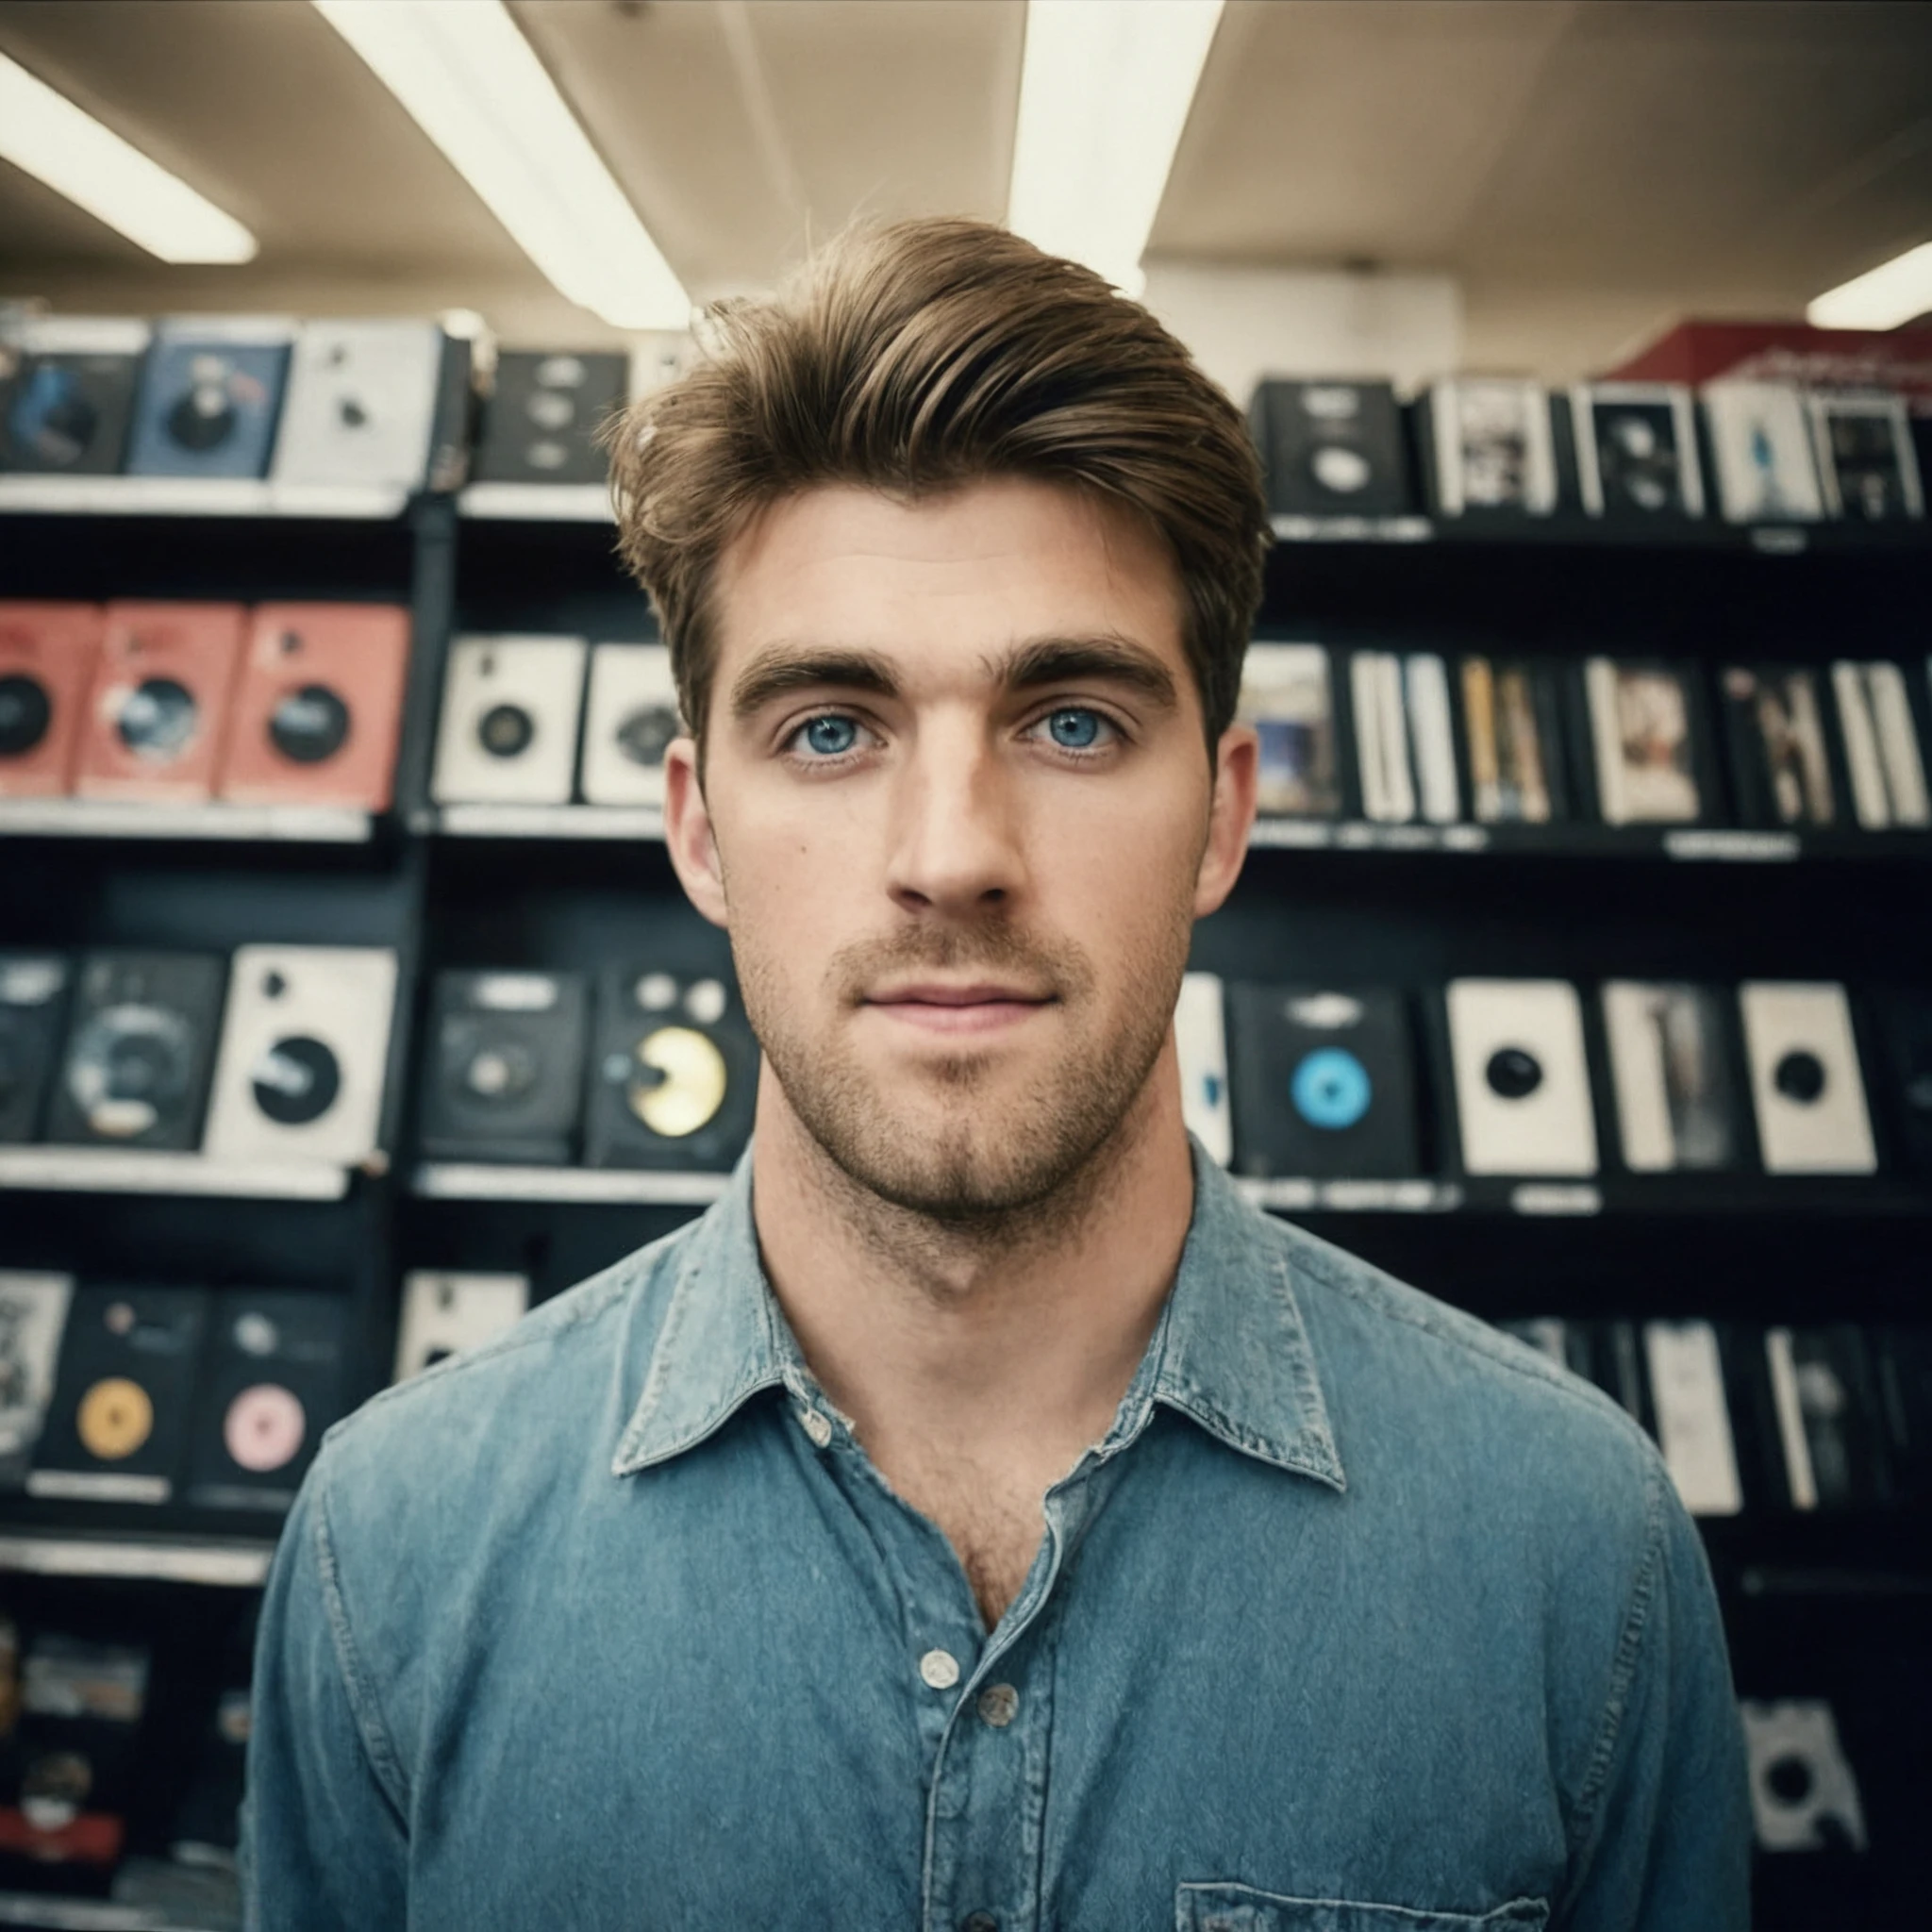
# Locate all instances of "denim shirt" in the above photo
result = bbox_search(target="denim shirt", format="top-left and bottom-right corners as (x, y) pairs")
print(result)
(242, 1144), (1750, 1930)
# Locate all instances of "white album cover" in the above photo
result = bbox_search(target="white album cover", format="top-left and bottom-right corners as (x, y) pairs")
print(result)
(0, 1272), (74, 1474)
(430, 634), (589, 805)
(393, 1272), (530, 1383)
(579, 641), (680, 807)
(1601, 980), (1737, 1173)
(1738, 981), (1876, 1175)
(1763, 1327), (1824, 1512)
(1641, 1320), (1742, 1517)
(205, 945), (399, 1165)
(1446, 978), (1599, 1176)
(1701, 381), (1824, 524)
(1830, 659), (1930, 829)
(272, 319), (443, 489)
(1740, 1701), (1869, 1852)
(1426, 379), (1557, 516)
(1404, 653), (1460, 824)
(1350, 652), (1415, 824)
(1174, 972), (1231, 1166)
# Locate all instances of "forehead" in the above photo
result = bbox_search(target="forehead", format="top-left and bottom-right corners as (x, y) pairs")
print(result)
(709, 477), (1185, 683)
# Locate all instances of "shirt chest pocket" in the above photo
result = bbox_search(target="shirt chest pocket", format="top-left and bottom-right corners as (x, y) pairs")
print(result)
(1175, 1886), (1550, 1932)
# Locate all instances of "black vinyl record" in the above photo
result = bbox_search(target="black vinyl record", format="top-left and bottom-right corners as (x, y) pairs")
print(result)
(42, 952), (225, 1152)
(474, 351), (628, 485)
(418, 969), (590, 1165)
(0, 353), (142, 475)
(0, 953), (71, 1143)
(583, 967), (758, 1171)
(29, 1287), (209, 1504)
(1224, 985), (1421, 1178)
(1248, 380), (1412, 519)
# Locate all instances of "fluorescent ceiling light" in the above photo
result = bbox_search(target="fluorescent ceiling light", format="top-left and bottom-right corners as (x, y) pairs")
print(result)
(0, 50), (257, 263)
(1007, 0), (1224, 297)
(313, 0), (690, 332)
(1807, 241), (1932, 331)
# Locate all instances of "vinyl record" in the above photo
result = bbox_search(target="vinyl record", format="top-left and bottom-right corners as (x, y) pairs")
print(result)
(0, 953), (72, 1143)
(0, 603), (104, 797)
(1445, 978), (1598, 1176)
(418, 969), (590, 1165)
(430, 634), (590, 806)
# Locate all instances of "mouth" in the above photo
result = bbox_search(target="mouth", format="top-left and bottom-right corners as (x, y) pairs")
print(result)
(859, 981), (1058, 1037)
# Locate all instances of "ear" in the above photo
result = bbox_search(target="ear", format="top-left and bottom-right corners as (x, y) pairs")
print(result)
(662, 736), (731, 929)
(1193, 723), (1257, 919)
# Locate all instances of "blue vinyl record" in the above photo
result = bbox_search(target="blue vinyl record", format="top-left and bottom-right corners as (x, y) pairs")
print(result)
(127, 333), (291, 478)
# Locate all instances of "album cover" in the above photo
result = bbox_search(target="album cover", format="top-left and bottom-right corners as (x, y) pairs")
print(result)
(1458, 655), (1570, 824)
(1721, 664), (1840, 828)
(1174, 972), (1231, 1167)
(125, 319), (294, 479)
(430, 633), (589, 806)
(1760, 1324), (1890, 1511)
(584, 967), (758, 1170)
(393, 1272), (530, 1382)
(1829, 659), (1930, 829)
(1570, 383), (1705, 518)
(0, 952), (72, 1142)
(578, 641), (680, 808)
(1740, 1700), (1869, 1852)
(1701, 380), (1825, 523)
(216, 602), (411, 810)
(1584, 658), (1706, 825)
(1807, 391), (1925, 522)
(473, 350), (628, 486)
(1226, 984), (1422, 1178)
(1601, 981), (1742, 1172)
(27, 1286), (210, 1505)
(0, 602), (104, 797)
(1248, 379), (1412, 518)
(1642, 1319), (1743, 1516)
(203, 945), (399, 1167)
(1739, 981), (1877, 1175)
(1348, 649), (1461, 824)
(270, 318), (447, 490)
(1870, 993), (1932, 1174)
(74, 602), (248, 803)
(44, 950), (226, 1152)
(1444, 978), (1599, 1176)
(0, 1273), (74, 1488)
(1873, 1324), (1932, 1506)
(0, 318), (149, 474)
(185, 1290), (348, 1511)
(418, 969), (591, 1165)
(1423, 379), (1558, 517)
(1239, 642), (1341, 818)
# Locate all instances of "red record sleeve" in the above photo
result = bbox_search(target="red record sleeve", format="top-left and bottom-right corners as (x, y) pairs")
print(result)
(0, 602), (105, 797)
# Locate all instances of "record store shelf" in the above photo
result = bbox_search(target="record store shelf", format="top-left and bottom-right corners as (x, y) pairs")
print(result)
(0, 1896), (227, 1932)
(0, 1148), (356, 1202)
(457, 481), (612, 523)
(1268, 510), (1932, 556)
(410, 1162), (731, 1207)
(422, 801), (664, 841)
(0, 800), (374, 845)
(0, 475), (411, 521)
(0, 1531), (274, 1589)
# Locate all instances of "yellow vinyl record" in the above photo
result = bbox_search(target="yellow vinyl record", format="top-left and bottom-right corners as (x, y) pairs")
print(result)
(627, 1025), (726, 1138)
(76, 1376), (154, 1461)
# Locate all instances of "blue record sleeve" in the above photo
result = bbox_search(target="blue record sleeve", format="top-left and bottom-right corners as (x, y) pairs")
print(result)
(125, 323), (293, 478)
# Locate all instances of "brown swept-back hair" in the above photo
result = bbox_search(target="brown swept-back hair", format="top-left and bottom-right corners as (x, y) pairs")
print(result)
(605, 217), (1269, 752)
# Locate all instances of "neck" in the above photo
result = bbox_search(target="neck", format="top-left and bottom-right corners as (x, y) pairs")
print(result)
(750, 1040), (1196, 1474)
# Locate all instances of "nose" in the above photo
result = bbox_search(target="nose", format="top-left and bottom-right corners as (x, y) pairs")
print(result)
(885, 715), (1028, 917)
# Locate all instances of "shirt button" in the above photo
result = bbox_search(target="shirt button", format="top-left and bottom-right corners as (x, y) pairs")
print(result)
(799, 1408), (833, 1448)
(961, 1916), (998, 1932)
(975, 1682), (1019, 1728)
(918, 1648), (959, 1690)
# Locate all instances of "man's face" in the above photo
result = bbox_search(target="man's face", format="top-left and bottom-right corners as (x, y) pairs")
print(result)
(662, 476), (1255, 1220)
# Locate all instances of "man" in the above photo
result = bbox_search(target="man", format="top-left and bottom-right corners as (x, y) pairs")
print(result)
(243, 220), (1750, 1928)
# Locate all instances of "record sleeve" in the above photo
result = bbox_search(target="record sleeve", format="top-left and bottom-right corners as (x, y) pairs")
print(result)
(217, 603), (410, 810)
(1584, 658), (1706, 825)
(393, 1272), (529, 1382)
(27, 1286), (209, 1505)
(430, 634), (589, 806)
(1226, 985), (1421, 1178)
(0, 952), (72, 1142)
(1570, 382), (1705, 518)
(1721, 664), (1839, 828)
(1239, 642), (1341, 818)
(1761, 1324), (1890, 1510)
(418, 969), (590, 1165)
(125, 318), (294, 479)
(1348, 652), (1414, 824)
(1829, 659), (1930, 829)
(1248, 379), (1412, 518)
(473, 350), (628, 486)
(75, 602), (248, 803)
(578, 641), (679, 808)
(1739, 980), (1877, 1175)
(1174, 972), (1231, 1166)
(271, 318), (446, 490)
(1642, 1320), (1743, 1516)
(0, 317), (148, 474)
(1873, 1324), (1932, 1506)
(1445, 978), (1598, 1176)
(0, 1273), (74, 1488)
(0, 602), (104, 797)
(1807, 391), (1925, 522)
(1870, 992), (1932, 1174)
(1423, 379), (1558, 517)
(1740, 1701), (1869, 1852)
(1601, 981), (1742, 1172)
(1457, 655), (1569, 824)
(1701, 380), (1825, 523)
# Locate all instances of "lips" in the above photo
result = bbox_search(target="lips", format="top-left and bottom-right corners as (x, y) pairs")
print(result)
(861, 981), (1056, 1036)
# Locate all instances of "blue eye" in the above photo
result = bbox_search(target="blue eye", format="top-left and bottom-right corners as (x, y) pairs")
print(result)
(799, 715), (858, 756)
(1045, 708), (1104, 749)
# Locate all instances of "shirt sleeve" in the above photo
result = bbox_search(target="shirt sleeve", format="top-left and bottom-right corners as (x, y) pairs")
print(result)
(240, 1452), (410, 1930)
(1555, 1459), (1753, 1931)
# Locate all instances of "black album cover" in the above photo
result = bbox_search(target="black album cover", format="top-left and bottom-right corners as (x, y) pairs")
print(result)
(1248, 379), (1412, 518)
(419, 969), (590, 1165)
(1754, 1324), (1891, 1512)
(1457, 656), (1570, 824)
(44, 951), (226, 1152)
(584, 967), (758, 1170)
(1571, 383), (1705, 518)
(1873, 1324), (1932, 1506)
(28, 1287), (210, 1505)
(1225, 985), (1421, 1178)
(1808, 392), (1925, 522)
(0, 952), (71, 1142)
(1721, 665), (1840, 828)
(0, 320), (148, 475)
(474, 350), (628, 485)
(1871, 994), (1932, 1175)
(186, 1291), (347, 1511)
(126, 322), (292, 479)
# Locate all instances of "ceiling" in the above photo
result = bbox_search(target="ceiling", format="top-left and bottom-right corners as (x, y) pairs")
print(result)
(2, 0), (1930, 376)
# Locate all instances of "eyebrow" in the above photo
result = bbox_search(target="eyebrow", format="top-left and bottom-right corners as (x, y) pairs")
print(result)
(727, 633), (1179, 721)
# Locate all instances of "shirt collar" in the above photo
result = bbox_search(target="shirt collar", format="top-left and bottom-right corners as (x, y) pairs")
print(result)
(610, 1139), (1345, 1494)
